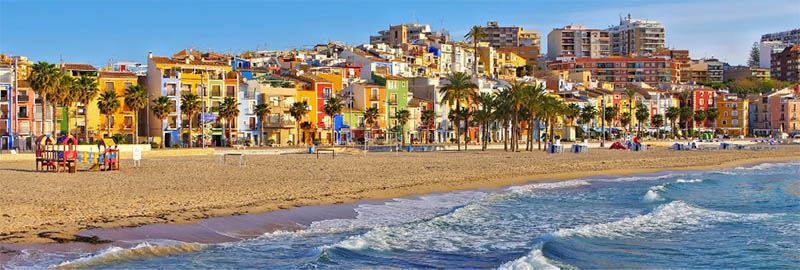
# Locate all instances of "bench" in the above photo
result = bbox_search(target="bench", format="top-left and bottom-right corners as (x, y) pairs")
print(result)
(316, 148), (335, 159)
(221, 153), (246, 166)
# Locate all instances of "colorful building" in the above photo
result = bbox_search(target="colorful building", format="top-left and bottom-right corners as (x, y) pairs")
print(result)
(96, 71), (139, 143)
(715, 93), (749, 136)
(249, 72), (297, 146)
(341, 83), (387, 140)
(372, 74), (409, 142)
(145, 51), (233, 147)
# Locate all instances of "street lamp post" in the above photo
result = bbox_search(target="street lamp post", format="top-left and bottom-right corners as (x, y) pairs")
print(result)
(601, 94), (606, 148)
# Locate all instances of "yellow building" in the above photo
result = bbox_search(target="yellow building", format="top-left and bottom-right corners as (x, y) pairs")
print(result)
(96, 71), (139, 142)
(715, 94), (748, 136)
(145, 52), (234, 147)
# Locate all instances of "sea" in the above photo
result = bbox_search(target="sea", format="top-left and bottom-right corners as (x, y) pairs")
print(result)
(7, 161), (800, 269)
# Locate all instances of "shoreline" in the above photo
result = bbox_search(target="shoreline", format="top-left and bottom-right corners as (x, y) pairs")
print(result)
(1, 147), (799, 246)
(1, 154), (799, 266)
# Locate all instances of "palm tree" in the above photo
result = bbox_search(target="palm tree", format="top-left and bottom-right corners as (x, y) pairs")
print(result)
(55, 74), (80, 137)
(541, 96), (564, 144)
(579, 105), (597, 140)
(76, 75), (99, 141)
(420, 109), (435, 144)
(635, 103), (650, 137)
(439, 72), (477, 151)
(652, 114), (664, 139)
(180, 93), (201, 148)
(623, 88), (638, 133)
(97, 89), (121, 139)
(323, 96), (344, 145)
(289, 101), (308, 145)
(464, 25), (486, 77)
(620, 112), (632, 132)
(524, 84), (546, 151)
(364, 107), (380, 142)
(693, 109), (707, 138)
(30, 61), (61, 136)
(214, 97), (239, 147)
(705, 108), (719, 136)
(124, 85), (147, 144)
(666, 107), (680, 139)
(151, 96), (172, 148)
(604, 106), (618, 135)
(395, 109), (410, 145)
(472, 93), (494, 151)
(679, 107), (693, 138)
(506, 81), (529, 151)
(254, 103), (271, 146)
(564, 103), (581, 127)
(493, 88), (512, 151)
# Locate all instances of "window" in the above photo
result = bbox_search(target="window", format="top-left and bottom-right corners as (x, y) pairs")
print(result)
(166, 83), (177, 96)
(371, 88), (379, 100)
(722, 120), (727, 125)
(123, 82), (133, 90)
(724, 112), (728, 117)
(248, 101), (256, 114)
(357, 116), (365, 127)
(181, 84), (191, 94)
(248, 117), (256, 130)
(302, 98), (309, 106)
(105, 82), (115, 91)
(732, 119), (738, 127)
(18, 106), (28, 118)
(124, 116), (133, 129)
(197, 85), (206, 97)
(226, 85), (235, 97)
(390, 106), (397, 116)
(269, 96), (279, 107)
(371, 102), (379, 108)
(212, 85), (222, 97)
(390, 94), (397, 104)
(324, 87), (332, 98)
(388, 81), (397, 89)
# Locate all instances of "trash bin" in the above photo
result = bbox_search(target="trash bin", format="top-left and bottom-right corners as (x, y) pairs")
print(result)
(308, 146), (314, 154)
(406, 145), (413, 152)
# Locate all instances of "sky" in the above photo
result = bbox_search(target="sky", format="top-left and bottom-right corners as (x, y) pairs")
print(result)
(1, 0), (798, 67)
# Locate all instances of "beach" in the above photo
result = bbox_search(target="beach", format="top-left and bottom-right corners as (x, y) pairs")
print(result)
(1, 145), (799, 245)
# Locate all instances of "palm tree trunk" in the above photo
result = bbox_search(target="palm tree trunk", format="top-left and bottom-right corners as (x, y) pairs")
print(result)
(503, 121), (508, 151)
(456, 104), (461, 151)
(84, 105), (89, 143)
(134, 111), (139, 144)
(52, 104), (58, 136)
(537, 118), (542, 151)
(161, 117), (166, 148)
(188, 115), (193, 148)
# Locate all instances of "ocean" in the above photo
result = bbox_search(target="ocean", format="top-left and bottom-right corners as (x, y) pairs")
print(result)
(9, 161), (800, 269)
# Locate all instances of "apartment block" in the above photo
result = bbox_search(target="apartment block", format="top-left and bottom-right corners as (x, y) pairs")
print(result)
(609, 15), (666, 56)
(547, 55), (679, 88)
(770, 45), (800, 81)
(690, 58), (724, 83)
(370, 24), (433, 48)
(480, 21), (541, 65)
(761, 28), (800, 45)
(715, 93), (748, 136)
(656, 48), (690, 83)
(546, 24), (610, 59)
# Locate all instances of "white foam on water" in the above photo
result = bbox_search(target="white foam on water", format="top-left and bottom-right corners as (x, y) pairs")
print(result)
(52, 241), (204, 269)
(509, 180), (591, 194)
(555, 201), (774, 239)
(497, 247), (565, 270)
(676, 178), (703, 183)
(307, 190), (492, 233)
(642, 189), (664, 203)
(597, 173), (684, 183)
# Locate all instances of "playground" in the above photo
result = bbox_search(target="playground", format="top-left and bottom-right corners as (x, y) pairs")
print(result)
(34, 135), (120, 173)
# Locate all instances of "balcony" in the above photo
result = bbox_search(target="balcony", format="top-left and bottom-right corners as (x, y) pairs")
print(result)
(17, 95), (29, 102)
(370, 95), (380, 101)
(18, 112), (29, 118)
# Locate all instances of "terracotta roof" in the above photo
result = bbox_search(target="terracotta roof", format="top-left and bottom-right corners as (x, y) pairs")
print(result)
(61, 63), (96, 71)
(99, 71), (138, 79)
(299, 73), (331, 83)
(150, 56), (230, 67)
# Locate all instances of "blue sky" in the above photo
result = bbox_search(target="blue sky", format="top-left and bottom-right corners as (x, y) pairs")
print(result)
(1, 0), (798, 67)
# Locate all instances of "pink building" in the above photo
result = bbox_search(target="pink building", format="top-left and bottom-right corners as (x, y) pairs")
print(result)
(769, 93), (800, 135)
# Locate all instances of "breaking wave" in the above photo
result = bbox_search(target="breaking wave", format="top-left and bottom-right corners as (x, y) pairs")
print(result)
(497, 246), (564, 270)
(509, 180), (591, 194)
(555, 201), (774, 239)
(53, 241), (204, 269)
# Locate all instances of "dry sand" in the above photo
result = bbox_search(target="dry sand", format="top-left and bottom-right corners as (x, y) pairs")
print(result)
(1, 145), (799, 244)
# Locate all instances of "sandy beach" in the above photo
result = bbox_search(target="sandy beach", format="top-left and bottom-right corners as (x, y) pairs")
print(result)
(1, 145), (799, 245)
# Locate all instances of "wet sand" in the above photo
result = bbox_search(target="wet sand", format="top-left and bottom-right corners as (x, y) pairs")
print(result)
(1, 145), (799, 246)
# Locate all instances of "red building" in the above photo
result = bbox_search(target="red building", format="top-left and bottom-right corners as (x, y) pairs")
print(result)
(547, 56), (680, 88)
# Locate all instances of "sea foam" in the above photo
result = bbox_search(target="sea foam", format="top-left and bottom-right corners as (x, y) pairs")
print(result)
(555, 201), (774, 239)
(53, 241), (204, 269)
